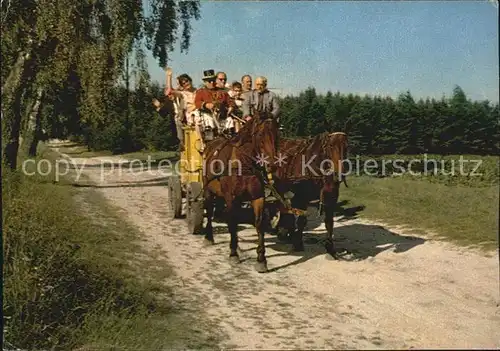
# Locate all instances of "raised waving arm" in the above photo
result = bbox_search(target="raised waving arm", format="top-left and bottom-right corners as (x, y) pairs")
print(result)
(165, 67), (173, 92)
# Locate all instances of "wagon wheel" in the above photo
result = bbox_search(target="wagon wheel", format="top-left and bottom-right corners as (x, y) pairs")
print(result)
(167, 176), (183, 219)
(186, 182), (204, 235)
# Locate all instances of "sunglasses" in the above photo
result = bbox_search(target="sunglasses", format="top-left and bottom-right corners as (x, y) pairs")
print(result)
(217, 78), (227, 81)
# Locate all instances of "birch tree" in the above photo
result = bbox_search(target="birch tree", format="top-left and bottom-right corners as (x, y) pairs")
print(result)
(1, 0), (201, 168)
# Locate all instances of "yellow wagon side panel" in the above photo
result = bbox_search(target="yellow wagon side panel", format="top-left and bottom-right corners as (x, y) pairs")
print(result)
(180, 126), (204, 185)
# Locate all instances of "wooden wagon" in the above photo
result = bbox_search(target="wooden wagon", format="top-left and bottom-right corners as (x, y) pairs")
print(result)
(167, 125), (205, 234)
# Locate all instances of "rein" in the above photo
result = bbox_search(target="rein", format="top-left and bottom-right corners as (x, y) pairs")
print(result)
(278, 133), (331, 180)
(266, 131), (349, 217)
(203, 118), (277, 186)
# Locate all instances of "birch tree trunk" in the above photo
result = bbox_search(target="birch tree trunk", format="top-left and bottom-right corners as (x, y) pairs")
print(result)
(27, 88), (45, 157)
(1, 51), (28, 97)
(2, 50), (35, 170)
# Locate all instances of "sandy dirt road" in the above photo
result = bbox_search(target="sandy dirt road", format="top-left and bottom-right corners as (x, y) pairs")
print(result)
(55, 143), (500, 350)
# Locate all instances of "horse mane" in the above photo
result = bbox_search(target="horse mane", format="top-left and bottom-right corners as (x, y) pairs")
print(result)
(282, 132), (329, 156)
(202, 114), (276, 183)
(325, 132), (348, 156)
(229, 112), (275, 147)
(277, 132), (343, 180)
(230, 118), (255, 146)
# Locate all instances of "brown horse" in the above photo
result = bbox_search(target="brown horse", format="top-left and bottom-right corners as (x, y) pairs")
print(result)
(202, 112), (279, 273)
(271, 131), (348, 256)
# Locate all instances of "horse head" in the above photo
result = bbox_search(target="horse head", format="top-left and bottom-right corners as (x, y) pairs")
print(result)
(233, 111), (279, 174)
(325, 132), (349, 184)
(250, 111), (279, 174)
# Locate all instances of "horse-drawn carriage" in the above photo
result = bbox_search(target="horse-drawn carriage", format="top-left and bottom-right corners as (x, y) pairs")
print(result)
(166, 109), (349, 273)
(166, 110), (275, 233)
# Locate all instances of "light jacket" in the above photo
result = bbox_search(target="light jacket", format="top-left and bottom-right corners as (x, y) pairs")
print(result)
(241, 89), (280, 120)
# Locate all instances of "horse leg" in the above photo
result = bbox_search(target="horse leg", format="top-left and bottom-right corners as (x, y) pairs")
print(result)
(291, 195), (307, 252)
(252, 197), (268, 273)
(292, 216), (307, 252)
(213, 196), (225, 221)
(324, 183), (340, 256)
(275, 185), (296, 243)
(227, 199), (241, 264)
(203, 189), (215, 245)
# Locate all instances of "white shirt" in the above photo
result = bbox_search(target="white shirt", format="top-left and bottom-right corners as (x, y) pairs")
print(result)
(180, 90), (196, 113)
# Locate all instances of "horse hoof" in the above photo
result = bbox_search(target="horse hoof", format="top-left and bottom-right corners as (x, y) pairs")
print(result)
(325, 247), (342, 260)
(203, 238), (215, 246)
(324, 244), (337, 257)
(254, 261), (268, 273)
(325, 252), (338, 260)
(229, 255), (240, 265)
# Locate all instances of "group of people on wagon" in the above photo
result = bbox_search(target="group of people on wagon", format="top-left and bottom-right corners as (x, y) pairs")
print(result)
(153, 68), (280, 152)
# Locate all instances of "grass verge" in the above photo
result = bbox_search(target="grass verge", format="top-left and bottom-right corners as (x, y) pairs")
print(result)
(338, 175), (498, 251)
(2, 143), (221, 350)
(346, 154), (498, 187)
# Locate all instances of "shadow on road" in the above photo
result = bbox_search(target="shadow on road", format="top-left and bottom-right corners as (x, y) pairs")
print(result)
(305, 199), (366, 230)
(231, 218), (426, 273)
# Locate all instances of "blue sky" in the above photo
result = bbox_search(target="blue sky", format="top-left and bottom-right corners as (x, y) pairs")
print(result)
(146, 1), (499, 102)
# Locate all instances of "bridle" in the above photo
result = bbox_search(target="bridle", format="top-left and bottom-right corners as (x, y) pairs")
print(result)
(203, 117), (278, 187)
(213, 117), (276, 155)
